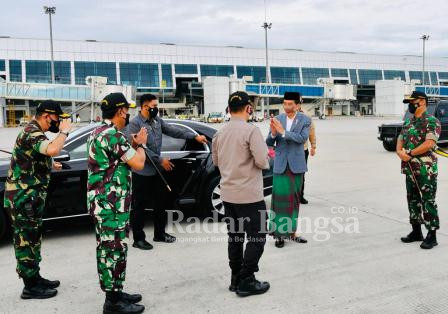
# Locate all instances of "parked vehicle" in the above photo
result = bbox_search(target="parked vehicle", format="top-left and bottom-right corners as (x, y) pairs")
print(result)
(249, 112), (264, 122)
(0, 120), (273, 240)
(378, 100), (448, 151)
(19, 116), (31, 126)
(207, 112), (224, 123)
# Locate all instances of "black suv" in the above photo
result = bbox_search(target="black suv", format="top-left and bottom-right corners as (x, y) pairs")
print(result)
(0, 120), (273, 240)
(378, 100), (448, 151)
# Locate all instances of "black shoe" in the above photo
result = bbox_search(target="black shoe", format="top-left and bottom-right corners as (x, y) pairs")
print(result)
(420, 230), (438, 250)
(37, 275), (60, 289)
(292, 236), (308, 243)
(120, 292), (142, 304)
(153, 233), (176, 243)
(300, 197), (308, 204)
(229, 274), (240, 292)
(236, 276), (270, 297)
(275, 239), (285, 248)
(401, 224), (424, 243)
(103, 299), (145, 314)
(21, 285), (58, 300)
(132, 240), (153, 250)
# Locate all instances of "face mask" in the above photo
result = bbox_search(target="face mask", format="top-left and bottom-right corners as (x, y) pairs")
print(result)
(408, 102), (418, 114)
(48, 118), (60, 133)
(124, 113), (130, 126)
(149, 107), (158, 118)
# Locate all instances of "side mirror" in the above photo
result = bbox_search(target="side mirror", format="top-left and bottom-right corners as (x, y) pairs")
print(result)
(54, 149), (70, 162)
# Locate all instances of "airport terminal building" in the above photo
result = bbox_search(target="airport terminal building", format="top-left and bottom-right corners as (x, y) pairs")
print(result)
(1, 37), (448, 125)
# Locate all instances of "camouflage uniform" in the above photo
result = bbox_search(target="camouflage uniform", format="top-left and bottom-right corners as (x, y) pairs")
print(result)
(4, 120), (52, 280)
(398, 112), (441, 230)
(87, 120), (136, 292)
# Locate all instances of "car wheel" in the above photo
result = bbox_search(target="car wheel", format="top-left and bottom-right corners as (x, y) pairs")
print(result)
(382, 140), (396, 152)
(202, 176), (225, 217)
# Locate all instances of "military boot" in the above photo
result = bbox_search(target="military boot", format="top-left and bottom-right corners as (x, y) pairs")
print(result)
(401, 224), (424, 243)
(37, 274), (61, 289)
(21, 277), (58, 300)
(420, 230), (438, 249)
(104, 292), (145, 314)
(236, 275), (270, 297)
(119, 292), (142, 304)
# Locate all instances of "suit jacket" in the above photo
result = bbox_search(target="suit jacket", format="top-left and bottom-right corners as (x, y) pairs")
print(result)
(266, 112), (311, 174)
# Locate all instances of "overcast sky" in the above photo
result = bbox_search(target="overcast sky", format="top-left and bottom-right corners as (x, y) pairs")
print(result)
(1, 0), (447, 58)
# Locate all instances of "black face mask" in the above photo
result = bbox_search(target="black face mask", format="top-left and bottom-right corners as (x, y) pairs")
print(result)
(124, 113), (130, 126)
(408, 103), (418, 114)
(48, 118), (60, 133)
(149, 107), (158, 119)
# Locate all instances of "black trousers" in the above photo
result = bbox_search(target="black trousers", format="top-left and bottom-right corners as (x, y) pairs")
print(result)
(131, 173), (168, 241)
(301, 149), (309, 198)
(223, 201), (267, 279)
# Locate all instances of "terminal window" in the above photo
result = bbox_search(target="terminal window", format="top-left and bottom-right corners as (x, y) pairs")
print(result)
(0, 60), (5, 72)
(349, 69), (358, 85)
(439, 72), (448, 81)
(358, 69), (383, 85)
(25, 60), (71, 84)
(383, 70), (405, 81)
(331, 68), (349, 78)
(237, 66), (266, 83)
(301, 68), (329, 85)
(120, 63), (159, 87)
(200, 65), (234, 77)
(430, 72), (438, 85)
(75, 61), (117, 85)
(270, 67), (300, 84)
(409, 71), (430, 85)
(175, 64), (198, 75)
(9, 60), (22, 82)
(161, 64), (173, 87)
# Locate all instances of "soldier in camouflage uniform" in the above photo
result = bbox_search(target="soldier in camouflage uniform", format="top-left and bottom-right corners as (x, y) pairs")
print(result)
(4, 100), (71, 299)
(397, 91), (441, 250)
(87, 93), (147, 314)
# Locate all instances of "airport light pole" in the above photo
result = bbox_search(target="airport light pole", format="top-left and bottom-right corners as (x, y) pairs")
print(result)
(421, 34), (429, 87)
(262, 0), (272, 117)
(44, 6), (56, 84)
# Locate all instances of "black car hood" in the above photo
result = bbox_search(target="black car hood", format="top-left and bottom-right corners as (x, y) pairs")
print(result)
(380, 122), (403, 128)
(0, 157), (10, 177)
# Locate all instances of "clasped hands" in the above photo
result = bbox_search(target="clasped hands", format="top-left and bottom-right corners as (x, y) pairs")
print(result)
(270, 116), (285, 137)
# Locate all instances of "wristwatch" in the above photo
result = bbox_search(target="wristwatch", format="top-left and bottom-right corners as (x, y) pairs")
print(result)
(406, 149), (413, 157)
(137, 144), (144, 149)
(60, 131), (69, 136)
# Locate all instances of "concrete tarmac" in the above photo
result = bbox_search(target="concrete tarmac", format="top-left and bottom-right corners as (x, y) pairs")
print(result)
(1, 116), (447, 313)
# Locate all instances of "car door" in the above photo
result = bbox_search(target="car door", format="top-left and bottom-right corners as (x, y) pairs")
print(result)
(435, 103), (448, 142)
(160, 123), (210, 206)
(45, 133), (89, 219)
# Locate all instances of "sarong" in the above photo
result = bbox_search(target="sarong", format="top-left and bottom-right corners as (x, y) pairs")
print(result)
(268, 169), (303, 239)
